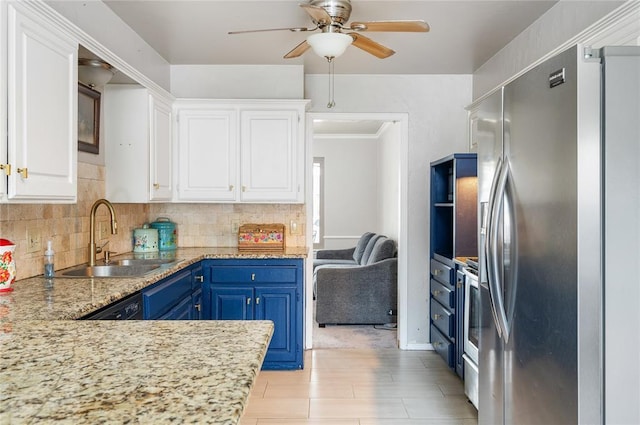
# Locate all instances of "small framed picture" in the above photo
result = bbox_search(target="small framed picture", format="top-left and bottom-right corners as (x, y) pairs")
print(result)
(78, 83), (100, 154)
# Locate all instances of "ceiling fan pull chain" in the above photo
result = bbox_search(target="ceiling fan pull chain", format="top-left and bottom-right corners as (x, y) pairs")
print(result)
(327, 57), (336, 109)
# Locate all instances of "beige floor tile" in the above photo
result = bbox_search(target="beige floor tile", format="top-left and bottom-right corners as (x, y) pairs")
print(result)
(310, 369), (395, 385)
(243, 348), (477, 425)
(353, 382), (446, 399)
(257, 370), (311, 386)
(360, 419), (478, 425)
(257, 420), (359, 425)
(402, 396), (478, 419)
(243, 398), (310, 419)
(309, 398), (408, 419)
(264, 383), (355, 399)
(438, 382), (466, 396)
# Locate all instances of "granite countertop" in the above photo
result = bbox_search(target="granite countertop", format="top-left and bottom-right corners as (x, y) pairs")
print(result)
(1, 320), (273, 424)
(0, 247), (303, 424)
(1, 247), (308, 322)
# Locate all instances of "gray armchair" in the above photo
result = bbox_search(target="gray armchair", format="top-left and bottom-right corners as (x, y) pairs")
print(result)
(315, 236), (397, 326)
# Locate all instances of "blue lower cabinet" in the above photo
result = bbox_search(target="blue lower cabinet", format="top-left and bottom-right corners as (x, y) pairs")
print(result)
(143, 263), (204, 320)
(159, 295), (193, 320)
(204, 258), (304, 370)
(210, 287), (255, 320)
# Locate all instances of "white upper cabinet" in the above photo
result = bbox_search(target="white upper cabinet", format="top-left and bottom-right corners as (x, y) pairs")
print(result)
(240, 109), (300, 202)
(104, 85), (173, 202)
(150, 95), (173, 200)
(5, 3), (77, 202)
(0, 2), (7, 199)
(176, 107), (238, 202)
(175, 100), (306, 203)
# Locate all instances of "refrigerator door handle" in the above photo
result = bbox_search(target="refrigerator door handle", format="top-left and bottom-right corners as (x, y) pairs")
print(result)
(484, 157), (504, 338)
(486, 159), (511, 342)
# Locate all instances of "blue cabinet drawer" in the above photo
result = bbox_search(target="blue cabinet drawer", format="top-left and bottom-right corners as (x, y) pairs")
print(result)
(431, 279), (454, 309)
(430, 259), (453, 285)
(143, 269), (192, 319)
(430, 298), (455, 339)
(210, 266), (297, 284)
(431, 324), (455, 368)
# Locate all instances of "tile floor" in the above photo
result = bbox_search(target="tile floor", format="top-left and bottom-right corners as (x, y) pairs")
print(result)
(240, 349), (479, 424)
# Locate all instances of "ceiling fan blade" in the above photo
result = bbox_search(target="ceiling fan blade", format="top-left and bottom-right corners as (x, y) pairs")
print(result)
(284, 40), (311, 59)
(349, 33), (395, 59)
(300, 4), (333, 26)
(349, 20), (430, 32)
(229, 27), (314, 35)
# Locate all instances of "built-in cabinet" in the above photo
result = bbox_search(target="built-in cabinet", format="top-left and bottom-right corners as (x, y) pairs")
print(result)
(104, 85), (174, 202)
(175, 100), (307, 203)
(429, 153), (477, 376)
(203, 258), (304, 370)
(2, 2), (77, 202)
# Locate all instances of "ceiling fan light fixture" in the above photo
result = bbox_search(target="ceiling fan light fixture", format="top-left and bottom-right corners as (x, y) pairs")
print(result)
(307, 32), (353, 59)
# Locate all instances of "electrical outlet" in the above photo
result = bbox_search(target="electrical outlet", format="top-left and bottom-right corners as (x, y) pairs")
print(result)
(289, 220), (300, 235)
(26, 228), (42, 253)
(98, 222), (108, 240)
(231, 220), (240, 233)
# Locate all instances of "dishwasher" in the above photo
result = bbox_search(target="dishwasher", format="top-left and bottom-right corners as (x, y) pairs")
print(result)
(81, 291), (143, 320)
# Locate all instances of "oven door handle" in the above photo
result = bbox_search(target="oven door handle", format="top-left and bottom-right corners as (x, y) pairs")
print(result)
(462, 268), (478, 287)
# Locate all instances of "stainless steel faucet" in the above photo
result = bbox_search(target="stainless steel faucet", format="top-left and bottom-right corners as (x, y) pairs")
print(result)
(89, 199), (118, 266)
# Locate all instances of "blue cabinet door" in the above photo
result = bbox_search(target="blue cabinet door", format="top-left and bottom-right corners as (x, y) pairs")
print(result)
(255, 286), (296, 364)
(143, 269), (192, 319)
(203, 258), (304, 370)
(159, 295), (192, 320)
(210, 286), (254, 320)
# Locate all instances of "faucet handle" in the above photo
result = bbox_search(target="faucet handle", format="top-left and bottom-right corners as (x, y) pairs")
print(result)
(96, 240), (110, 254)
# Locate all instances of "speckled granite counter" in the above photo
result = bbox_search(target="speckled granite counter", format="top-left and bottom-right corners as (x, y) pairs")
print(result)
(0, 247), (305, 424)
(1, 320), (273, 424)
(1, 247), (308, 322)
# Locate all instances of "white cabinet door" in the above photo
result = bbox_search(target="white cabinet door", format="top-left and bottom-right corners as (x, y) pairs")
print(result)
(150, 95), (173, 201)
(0, 2), (7, 199)
(240, 110), (302, 203)
(177, 108), (238, 201)
(6, 4), (77, 202)
(104, 85), (173, 203)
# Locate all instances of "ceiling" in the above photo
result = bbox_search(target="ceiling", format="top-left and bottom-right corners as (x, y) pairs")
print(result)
(103, 0), (558, 75)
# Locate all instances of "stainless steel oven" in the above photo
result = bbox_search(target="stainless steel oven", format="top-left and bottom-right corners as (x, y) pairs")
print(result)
(463, 260), (479, 409)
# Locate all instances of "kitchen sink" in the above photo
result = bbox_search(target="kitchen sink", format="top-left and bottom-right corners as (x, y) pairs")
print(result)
(111, 258), (178, 266)
(58, 264), (162, 278)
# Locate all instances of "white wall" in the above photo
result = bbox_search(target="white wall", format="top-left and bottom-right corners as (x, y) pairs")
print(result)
(45, 0), (171, 91)
(306, 74), (473, 347)
(378, 122), (401, 242)
(473, 1), (624, 99)
(313, 136), (379, 250)
(171, 65), (304, 99)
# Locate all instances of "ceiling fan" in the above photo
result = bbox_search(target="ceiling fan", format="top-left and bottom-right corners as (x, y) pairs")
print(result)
(228, 0), (430, 60)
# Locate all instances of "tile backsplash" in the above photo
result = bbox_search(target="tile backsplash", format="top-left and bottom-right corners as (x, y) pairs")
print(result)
(0, 163), (306, 280)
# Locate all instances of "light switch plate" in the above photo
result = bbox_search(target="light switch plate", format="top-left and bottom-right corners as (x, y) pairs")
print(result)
(26, 228), (42, 253)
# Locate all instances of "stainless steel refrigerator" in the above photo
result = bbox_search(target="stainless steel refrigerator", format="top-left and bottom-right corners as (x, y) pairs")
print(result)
(475, 45), (640, 424)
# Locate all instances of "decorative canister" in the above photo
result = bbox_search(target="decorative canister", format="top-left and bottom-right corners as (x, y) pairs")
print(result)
(150, 217), (177, 251)
(133, 224), (159, 253)
(0, 239), (17, 293)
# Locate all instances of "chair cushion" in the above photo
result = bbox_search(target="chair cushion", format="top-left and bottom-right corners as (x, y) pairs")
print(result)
(360, 234), (384, 265)
(367, 238), (397, 264)
(352, 232), (376, 263)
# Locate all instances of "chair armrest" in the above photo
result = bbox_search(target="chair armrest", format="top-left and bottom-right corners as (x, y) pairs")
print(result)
(315, 247), (356, 260)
